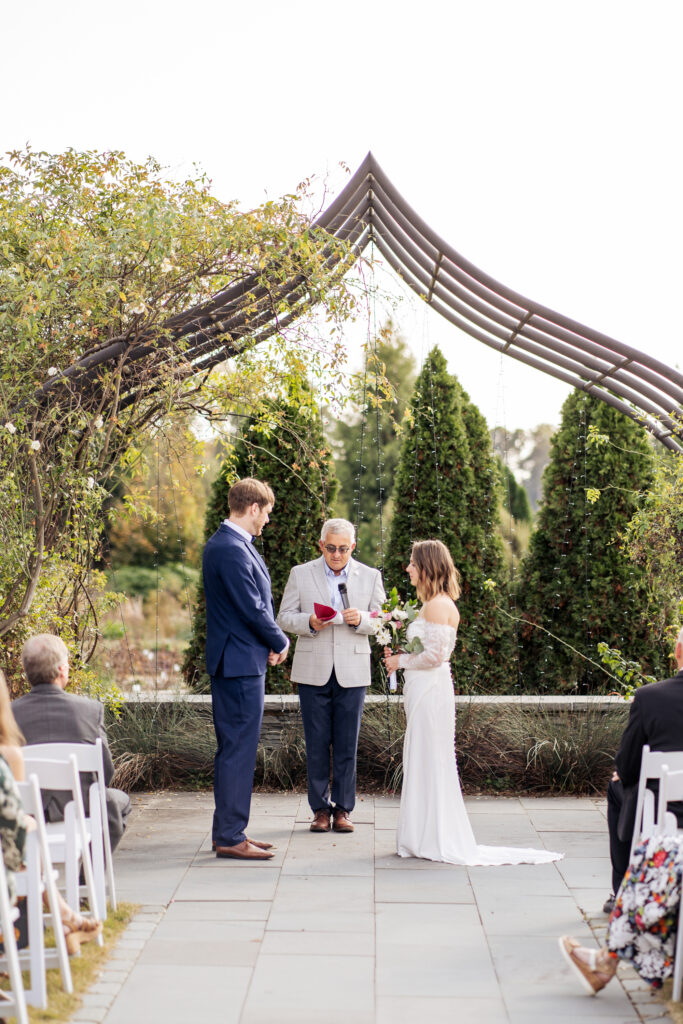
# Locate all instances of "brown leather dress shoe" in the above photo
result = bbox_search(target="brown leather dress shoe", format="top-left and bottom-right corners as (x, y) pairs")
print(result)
(332, 808), (354, 833)
(215, 840), (274, 860)
(212, 838), (274, 851)
(310, 809), (332, 832)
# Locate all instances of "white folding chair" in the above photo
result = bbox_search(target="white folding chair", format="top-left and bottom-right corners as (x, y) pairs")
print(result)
(0, 847), (28, 1024)
(22, 755), (103, 941)
(629, 746), (683, 862)
(24, 740), (117, 913)
(653, 766), (683, 1001)
(2, 775), (74, 1007)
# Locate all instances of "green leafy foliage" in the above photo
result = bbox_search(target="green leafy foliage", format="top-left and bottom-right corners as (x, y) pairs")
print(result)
(597, 642), (657, 698)
(384, 347), (515, 692)
(623, 440), (683, 621)
(105, 426), (212, 570)
(0, 147), (355, 691)
(516, 390), (671, 692)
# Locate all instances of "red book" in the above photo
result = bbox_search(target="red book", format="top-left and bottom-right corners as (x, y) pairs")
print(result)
(314, 602), (337, 621)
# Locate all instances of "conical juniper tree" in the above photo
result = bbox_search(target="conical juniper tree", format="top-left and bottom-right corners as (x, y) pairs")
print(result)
(384, 347), (513, 693)
(516, 389), (670, 692)
(183, 393), (336, 694)
(331, 321), (416, 567)
(457, 383), (518, 686)
(500, 463), (532, 523)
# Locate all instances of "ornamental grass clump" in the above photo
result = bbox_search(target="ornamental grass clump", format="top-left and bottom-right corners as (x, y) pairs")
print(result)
(108, 700), (214, 790)
(357, 701), (407, 791)
(455, 702), (629, 794)
(106, 697), (629, 796)
(254, 724), (308, 790)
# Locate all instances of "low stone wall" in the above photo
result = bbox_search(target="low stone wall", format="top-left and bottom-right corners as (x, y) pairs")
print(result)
(123, 692), (629, 750)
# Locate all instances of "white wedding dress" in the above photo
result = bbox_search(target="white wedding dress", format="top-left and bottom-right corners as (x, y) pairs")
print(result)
(396, 619), (563, 865)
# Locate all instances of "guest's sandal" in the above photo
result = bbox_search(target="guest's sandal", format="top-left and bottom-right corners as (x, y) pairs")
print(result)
(559, 936), (616, 995)
(62, 909), (102, 956)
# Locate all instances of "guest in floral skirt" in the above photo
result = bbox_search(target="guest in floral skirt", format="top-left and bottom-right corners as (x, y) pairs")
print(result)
(560, 832), (683, 995)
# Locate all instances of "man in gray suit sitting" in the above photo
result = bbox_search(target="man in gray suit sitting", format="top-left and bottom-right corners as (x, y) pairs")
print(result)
(278, 519), (385, 833)
(13, 634), (131, 850)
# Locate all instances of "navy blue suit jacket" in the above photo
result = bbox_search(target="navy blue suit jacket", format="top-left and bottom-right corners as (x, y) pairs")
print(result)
(203, 523), (288, 679)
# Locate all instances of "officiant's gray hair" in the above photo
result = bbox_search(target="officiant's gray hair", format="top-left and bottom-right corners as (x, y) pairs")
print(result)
(320, 518), (355, 542)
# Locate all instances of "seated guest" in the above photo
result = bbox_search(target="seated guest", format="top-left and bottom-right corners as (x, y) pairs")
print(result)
(12, 634), (131, 850)
(603, 625), (683, 913)
(0, 668), (101, 953)
(561, 831), (683, 995)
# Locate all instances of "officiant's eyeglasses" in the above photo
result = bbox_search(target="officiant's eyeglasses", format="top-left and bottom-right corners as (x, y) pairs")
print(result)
(324, 544), (351, 554)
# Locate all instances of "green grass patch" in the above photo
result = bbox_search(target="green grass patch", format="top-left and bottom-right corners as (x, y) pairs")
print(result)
(2, 901), (138, 1023)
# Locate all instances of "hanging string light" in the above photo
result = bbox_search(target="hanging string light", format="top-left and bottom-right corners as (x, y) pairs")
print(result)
(494, 354), (523, 691)
(536, 393), (587, 690)
(165, 437), (195, 639)
(154, 430), (161, 694)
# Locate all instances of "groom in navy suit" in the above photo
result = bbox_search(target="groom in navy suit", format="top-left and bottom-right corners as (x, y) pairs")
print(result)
(203, 478), (289, 860)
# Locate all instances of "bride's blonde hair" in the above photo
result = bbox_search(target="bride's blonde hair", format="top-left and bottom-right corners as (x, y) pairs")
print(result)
(411, 540), (461, 603)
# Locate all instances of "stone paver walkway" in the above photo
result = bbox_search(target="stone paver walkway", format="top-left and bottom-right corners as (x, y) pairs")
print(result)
(79, 792), (673, 1024)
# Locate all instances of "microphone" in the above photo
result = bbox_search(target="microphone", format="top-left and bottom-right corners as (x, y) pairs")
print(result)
(337, 582), (350, 610)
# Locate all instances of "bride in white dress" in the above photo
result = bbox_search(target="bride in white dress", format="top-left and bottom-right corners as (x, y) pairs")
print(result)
(384, 539), (562, 866)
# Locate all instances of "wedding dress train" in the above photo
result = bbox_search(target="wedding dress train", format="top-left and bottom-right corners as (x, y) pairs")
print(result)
(396, 619), (563, 866)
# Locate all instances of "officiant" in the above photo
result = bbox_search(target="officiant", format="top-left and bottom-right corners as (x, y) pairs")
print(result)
(277, 519), (385, 833)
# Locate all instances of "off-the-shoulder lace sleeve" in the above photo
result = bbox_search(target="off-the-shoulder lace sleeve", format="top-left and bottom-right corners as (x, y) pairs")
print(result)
(398, 622), (456, 670)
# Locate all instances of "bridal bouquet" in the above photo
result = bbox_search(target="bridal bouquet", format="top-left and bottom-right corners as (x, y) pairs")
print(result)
(371, 587), (423, 691)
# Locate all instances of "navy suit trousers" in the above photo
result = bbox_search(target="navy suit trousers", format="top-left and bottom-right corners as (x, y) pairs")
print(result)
(211, 674), (265, 847)
(298, 670), (366, 814)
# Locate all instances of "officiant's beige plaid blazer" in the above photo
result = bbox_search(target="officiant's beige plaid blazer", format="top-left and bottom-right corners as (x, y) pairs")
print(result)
(277, 557), (385, 687)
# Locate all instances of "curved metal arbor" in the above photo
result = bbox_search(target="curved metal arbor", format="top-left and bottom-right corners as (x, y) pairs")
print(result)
(317, 153), (683, 453)
(54, 152), (683, 451)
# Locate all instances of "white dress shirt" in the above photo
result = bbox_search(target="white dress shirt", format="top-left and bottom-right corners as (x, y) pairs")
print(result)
(223, 518), (253, 543)
(324, 562), (348, 611)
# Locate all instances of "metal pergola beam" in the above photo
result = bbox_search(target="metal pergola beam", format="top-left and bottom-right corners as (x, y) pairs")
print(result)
(315, 153), (682, 452)
(54, 152), (682, 452)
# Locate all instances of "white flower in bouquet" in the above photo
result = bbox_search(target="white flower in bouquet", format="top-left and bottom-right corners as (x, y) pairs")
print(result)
(371, 589), (424, 692)
(374, 627), (392, 646)
(371, 588), (424, 677)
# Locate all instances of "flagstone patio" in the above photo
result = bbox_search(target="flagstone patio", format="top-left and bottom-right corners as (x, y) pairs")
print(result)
(74, 792), (674, 1024)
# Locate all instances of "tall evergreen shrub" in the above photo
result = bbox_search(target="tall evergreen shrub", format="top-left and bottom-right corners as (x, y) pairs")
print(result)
(516, 390), (669, 692)
(384, 347), (513, 692)
(332, 322), (416, 566)
(183, 396), (336, 693)
(500, 463), (532, 523)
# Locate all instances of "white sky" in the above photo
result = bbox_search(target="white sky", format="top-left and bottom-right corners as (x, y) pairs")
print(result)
(4, 0), (682, 430)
